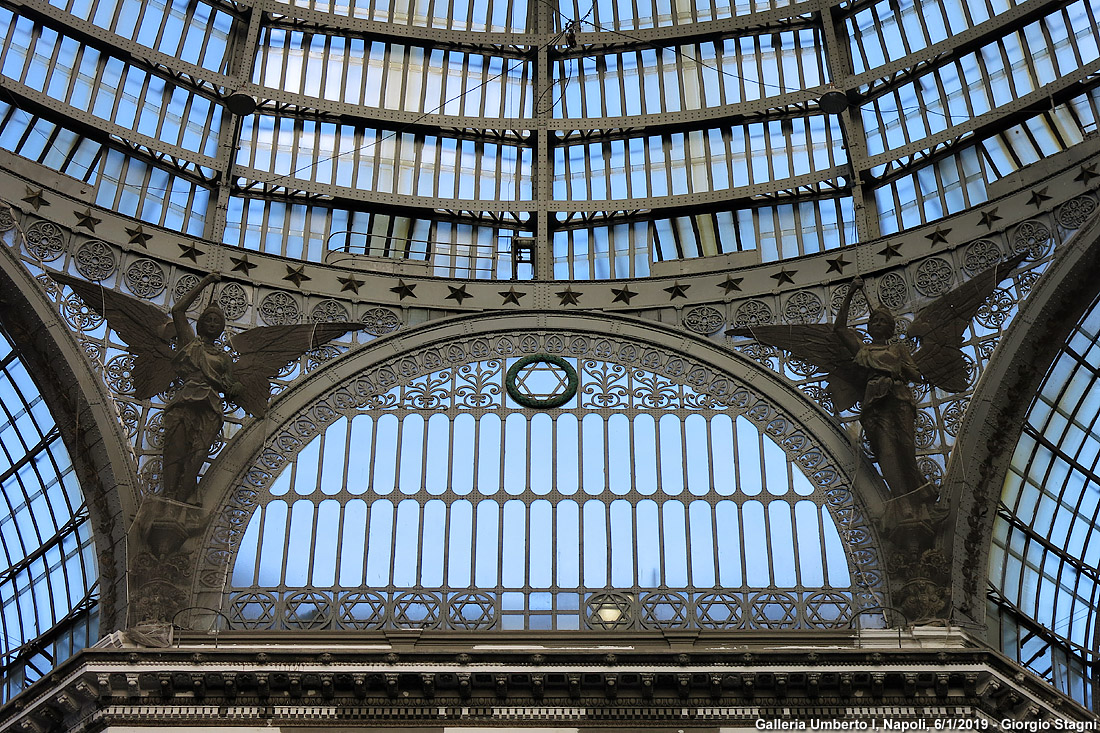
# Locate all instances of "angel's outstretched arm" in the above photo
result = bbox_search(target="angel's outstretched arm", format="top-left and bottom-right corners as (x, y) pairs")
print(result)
(171, 272), (219, 342)
(834, 277), (864, 355)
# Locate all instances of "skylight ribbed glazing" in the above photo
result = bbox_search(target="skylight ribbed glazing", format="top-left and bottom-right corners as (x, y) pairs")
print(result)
(988, 292), (1100, 710)
(0, 0), (1097, 276)
(0, 326), (98, 702)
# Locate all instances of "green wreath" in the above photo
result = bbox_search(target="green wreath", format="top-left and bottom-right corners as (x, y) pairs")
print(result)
(505, 353), (579, 409)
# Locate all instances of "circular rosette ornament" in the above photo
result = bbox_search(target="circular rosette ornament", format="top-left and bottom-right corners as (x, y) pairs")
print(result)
(505, 353), (578, 409)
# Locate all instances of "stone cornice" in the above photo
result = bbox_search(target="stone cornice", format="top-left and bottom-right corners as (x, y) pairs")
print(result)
(1, 629), (1094, 731)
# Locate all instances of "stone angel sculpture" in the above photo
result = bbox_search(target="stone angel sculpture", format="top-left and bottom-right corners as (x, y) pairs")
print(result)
(728, 253), (1025, 503)
(52, 271), (365, 504)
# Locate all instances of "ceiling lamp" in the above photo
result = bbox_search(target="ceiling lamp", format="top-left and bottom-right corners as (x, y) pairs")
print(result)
(818, 85), (849, 114)
(225, 92), (258, 116)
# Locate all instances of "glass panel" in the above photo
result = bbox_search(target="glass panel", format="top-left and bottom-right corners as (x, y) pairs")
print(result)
(226, 355), (867, 630)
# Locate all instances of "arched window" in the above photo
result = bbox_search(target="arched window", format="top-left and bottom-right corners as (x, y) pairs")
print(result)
(988, 292), (1100, 709)
(0, 325), (97, 701)
(222, 337), (881, 631)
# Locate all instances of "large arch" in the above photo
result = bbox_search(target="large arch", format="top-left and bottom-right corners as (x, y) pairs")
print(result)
(945, 208), (1100, 622)
(0, 236), (137, 672)
(186, 311), (892, 629)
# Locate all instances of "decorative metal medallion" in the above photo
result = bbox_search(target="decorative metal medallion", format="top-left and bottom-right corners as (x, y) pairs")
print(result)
(24, 221), (66, 261)
(682, 305), (725, 334)
(311, 299), (349, 323)
(505, 353), (579, 409)
(259, 291), (301, 325)
(782, 290), (824, 324)
(174, 274), (201, 311)
(1054, 194), (1097, 229)
(963, 239), (1002, 275)
(124, 258), (166, 298)
(218, 283), (249, 321)
(917, 456), (944, 488)
(830, 283), (868, 318)
(876, 272), (908, 310)
(584, 592), (634, 630)
(733, 299), (773, 328)
(361, 307), (401, 335)
(105, 354), (136, 395)
(1012, 220), (1052, 259)
(62, 290), (105, 331)
(337, 591), (387, 629)
(975, 287), (1014, 329)
(913, 257), (954, 297)
(74, 240), (117, 281)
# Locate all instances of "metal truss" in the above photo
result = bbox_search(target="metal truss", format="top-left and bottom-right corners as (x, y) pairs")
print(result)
(7, 0), (1094, 262)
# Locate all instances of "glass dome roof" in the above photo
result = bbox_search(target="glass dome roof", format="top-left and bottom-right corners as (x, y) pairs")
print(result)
(0, 0), (1096, 277)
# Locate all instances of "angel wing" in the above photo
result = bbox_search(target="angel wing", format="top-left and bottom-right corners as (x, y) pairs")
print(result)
(230, 323), (364, 417)
(725, 323), (867, 412)
(909, 252), (1027, 392)
(50, 271), (177, 399)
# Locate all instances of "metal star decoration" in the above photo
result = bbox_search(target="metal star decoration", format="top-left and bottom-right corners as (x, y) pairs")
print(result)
(878, 242), (903, 261)
(663, 282), (690, 299)
(22, 187), (48, 211)
(925, 227), (951, 245)
(230, 254), (257, 274)
(337, 274), (364, 294)
(390, 280), (417, 299)
(717, 276), (743, 294)
(978, 208), (1002, 229)
(126, 226), (152, 248)
(610, 286), (637, 304)
(178, 242), (205, 262)
(826, 256), (850, 273)
(446, 285), (473, 304)
(770, 268), (797, 285)
(283, 264), (311, 287)
(1026, 188), (1051, 207)
(499, 287), (525, 305)
(73, 209), (101, 232)
(555, 287), (582, 306)
(1074, 165), (1098, 184)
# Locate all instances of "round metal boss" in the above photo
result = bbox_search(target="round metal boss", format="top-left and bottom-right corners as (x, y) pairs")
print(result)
(505, 353), (578, 409)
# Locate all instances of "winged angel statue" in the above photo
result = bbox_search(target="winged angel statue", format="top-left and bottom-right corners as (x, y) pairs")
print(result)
(53, 271), (364, 505)
(729, 254), (1025, 507)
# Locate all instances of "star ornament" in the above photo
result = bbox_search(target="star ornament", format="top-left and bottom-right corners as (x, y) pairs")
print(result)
(499, 287), (526, 305)
(1074, 165), (1099, 184)
(22, 187), (49, 211)
(925, 226), (952, 245)
(878, 242), (903, 261)
(1027, 187), (1052, 208)
(717, 276), (743, 294)
(770, 268), (796, 285)
(555, 287), (582, 305)
(283, 264), (311, 287)
(513, 361), (571, 400)
(337, 274), (364, 294)
(178, 242), (205, 262)
(664, 282), (690, 300)
(446, 285), (473, 304)
(825, 256), (850, 273)
(610, 285), (637, 304)
(126, 226), (152, 248)
(978, 208), (1002, 229)
(230, 254), (257, 274)
(73, 208), (101, 232)
(390, 279), (417, 299)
